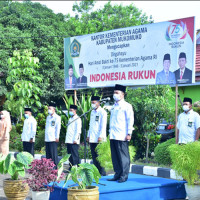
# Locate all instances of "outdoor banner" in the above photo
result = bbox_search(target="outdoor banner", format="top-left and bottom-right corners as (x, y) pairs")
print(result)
(64, 17), (195, 90)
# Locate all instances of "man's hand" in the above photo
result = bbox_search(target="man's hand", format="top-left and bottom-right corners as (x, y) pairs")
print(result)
(86, 137), (89, 142)
(126, 135), (131, 141)
(98, 137), (102, 142)
(55, 138), (59, 143)
(73, 141), (77, 144)
(29, 138), (33, 143)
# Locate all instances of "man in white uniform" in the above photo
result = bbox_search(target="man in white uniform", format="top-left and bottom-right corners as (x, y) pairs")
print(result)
(87, 96), (107, 176)
(107, 84), (134, 183)
(176, 97), (200, 144)
(21, 108), (37, 156)
(65, 105), (82, 169)
(45, 103), (61, 167)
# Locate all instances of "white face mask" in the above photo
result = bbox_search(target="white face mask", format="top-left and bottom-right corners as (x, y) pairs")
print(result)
(69, 111), (74, 116)
(48, 109), (53, 115)
(91, 103), (97, 109)
(113, 94), (121, 102)
(183, 105), (190, 112)
(24, 114), (29, 119)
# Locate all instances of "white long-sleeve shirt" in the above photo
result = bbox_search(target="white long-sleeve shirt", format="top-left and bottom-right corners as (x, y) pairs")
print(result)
(88, 107), (107, 143)
(177, 109), (200, 144)
(65, 114), (82, 144)
(109, 99), (134, 141)
(45, 113), (61, 142)
(21, 116), (37, 142)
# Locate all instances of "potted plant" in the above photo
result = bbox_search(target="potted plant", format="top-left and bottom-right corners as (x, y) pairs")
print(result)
(169, 142), (200, 199)
(0, 152), (33, 200)
(26, 154), (69, 200)
(64, 163), (101, 200)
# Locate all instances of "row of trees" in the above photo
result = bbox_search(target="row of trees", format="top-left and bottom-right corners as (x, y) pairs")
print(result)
(0, 0), (153, 107)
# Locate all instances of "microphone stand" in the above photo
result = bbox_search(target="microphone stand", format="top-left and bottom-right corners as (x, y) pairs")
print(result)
(66, 100), (107, 163)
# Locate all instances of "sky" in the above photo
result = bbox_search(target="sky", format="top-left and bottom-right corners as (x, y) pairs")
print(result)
(37, 1), (200, 31)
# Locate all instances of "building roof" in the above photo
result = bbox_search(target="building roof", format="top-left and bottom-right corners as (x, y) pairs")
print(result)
(196, 44), (200, 72)
(196, 44), (200, 81)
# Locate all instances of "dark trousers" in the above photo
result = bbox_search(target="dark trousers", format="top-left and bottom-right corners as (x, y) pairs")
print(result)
(67, 143), (80, 169)
(110, 139), (130, 180)
(23, 142), (34, 156)
(90, 143), (106, 176)
(45, 142), (58, 167)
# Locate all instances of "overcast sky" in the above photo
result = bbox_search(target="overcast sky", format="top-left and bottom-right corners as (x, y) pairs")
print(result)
(37, 1), (200, 31)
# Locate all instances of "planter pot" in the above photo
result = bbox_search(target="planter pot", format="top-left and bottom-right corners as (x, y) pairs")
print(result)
(185, 184), (200, 200)
(3, 179), (29, 200)
(31, 190), (50, 200)
(68, 186), (99, 200)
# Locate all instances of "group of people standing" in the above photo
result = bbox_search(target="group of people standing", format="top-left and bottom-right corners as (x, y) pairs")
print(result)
(65, 84), (134, 183)
(0, 84), (134, 183)
(1, 83), (199, 183)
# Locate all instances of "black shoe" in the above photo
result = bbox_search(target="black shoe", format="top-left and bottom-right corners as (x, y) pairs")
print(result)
(107, 177), (119, 181)
(118, 178), (127, 183)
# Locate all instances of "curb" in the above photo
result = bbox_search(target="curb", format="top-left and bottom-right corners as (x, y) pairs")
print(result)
(130, 164), (183, 180)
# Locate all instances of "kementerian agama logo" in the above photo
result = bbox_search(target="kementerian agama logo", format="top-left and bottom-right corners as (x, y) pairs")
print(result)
(70, 39), (81, 58)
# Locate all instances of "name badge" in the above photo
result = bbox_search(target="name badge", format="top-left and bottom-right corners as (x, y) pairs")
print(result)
(51, 121), (55, 127)
(95, 116), (99, 122)
(188, 119), (193, 127)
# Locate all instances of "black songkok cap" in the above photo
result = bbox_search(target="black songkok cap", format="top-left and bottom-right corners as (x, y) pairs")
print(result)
(91, 96), (100, 101)
(114, 84), (126, 93)
(163, 53), (170, 61)
(69, 64), (73, 69)
(24, 108), (32, 112)
(49, 102), (56, 107)
(79, 63), (84, 69)
(179, 52), (186, 59)
(183, 97), (192, 104)
(70, 105), (77, 110)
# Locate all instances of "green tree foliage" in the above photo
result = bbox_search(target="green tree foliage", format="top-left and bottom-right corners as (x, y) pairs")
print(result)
(0, 1), (152, 104)
(5, 50), (42, 117)
(67, 1), (152, 36)
(126, 85), (175, 160)
(0, 1), (68, 102)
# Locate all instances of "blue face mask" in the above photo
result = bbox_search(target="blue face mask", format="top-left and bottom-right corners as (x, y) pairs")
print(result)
(69, 111), (74, 116)
(24, 114), (29, 119)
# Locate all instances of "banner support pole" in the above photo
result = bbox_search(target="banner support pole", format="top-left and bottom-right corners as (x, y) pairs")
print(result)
(74, 90), (77, 105)
(175, 84), (178, 142)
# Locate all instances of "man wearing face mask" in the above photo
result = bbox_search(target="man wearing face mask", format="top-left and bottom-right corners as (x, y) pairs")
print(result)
(21, 108), (37, 156)
(65, 105), (82, 170)
(176, 97), (200, 144)
(45, 103), (61, 167)
(87, 96), (107, 176)
(107, 84), (134, 183)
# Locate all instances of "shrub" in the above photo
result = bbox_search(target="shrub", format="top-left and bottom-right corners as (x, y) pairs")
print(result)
(154, 138), (175, 166)
(34, 130), (45, 151)
(193, 107), (200, 115)
(78, 143), (92, 159)
(9, 125), (23, 152)
(169, 142), (200, 185)
(96, 137), (136, 170)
